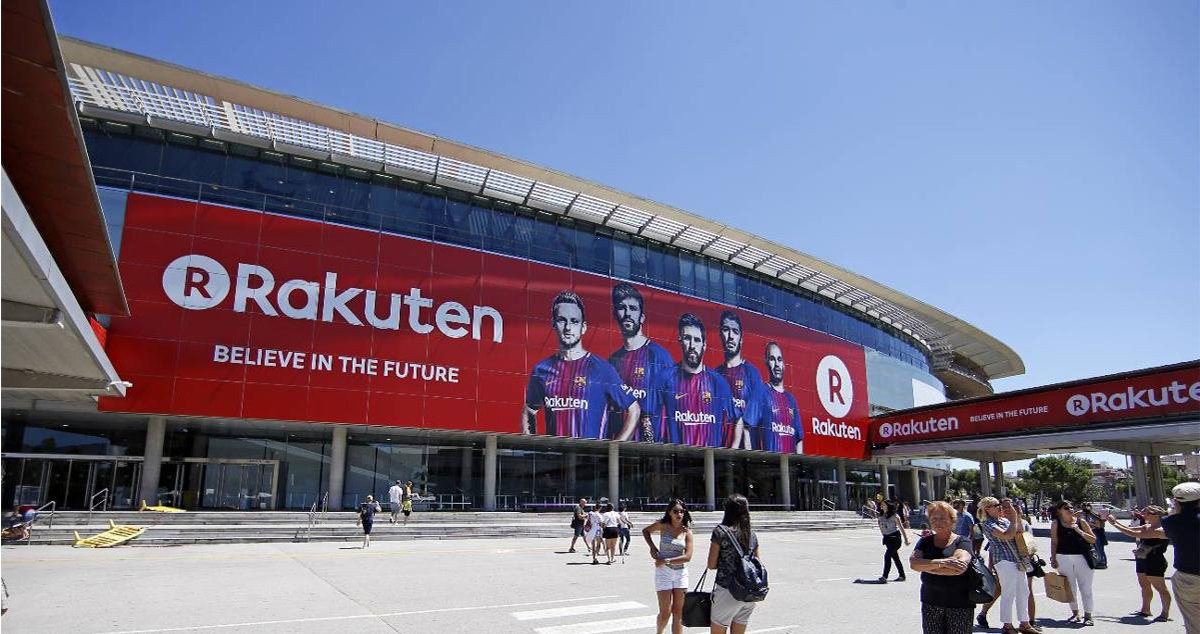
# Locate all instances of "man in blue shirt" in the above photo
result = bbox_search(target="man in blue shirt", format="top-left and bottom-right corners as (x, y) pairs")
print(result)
(952, 498), (976, 541)
(607, 282), (675, 442)
(647, 313), (745, 447)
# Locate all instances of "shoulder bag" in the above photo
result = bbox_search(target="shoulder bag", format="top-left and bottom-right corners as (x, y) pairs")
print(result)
(720, 525), (769, 602)
(965, 548), (998, 604)
(682, 569), (713, 627)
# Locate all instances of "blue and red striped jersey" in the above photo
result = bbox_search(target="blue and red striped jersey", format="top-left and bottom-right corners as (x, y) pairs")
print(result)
(759, 386), (802, 453)
(716, 361), (765, 445)
(650, 366), (743, 448)
(525, 353), (636, 439)
(608, 340), (675, 440)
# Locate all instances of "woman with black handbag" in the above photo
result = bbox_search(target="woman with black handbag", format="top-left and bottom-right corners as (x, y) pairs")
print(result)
(910, 501), (974, 634)
(642, 499), (694, 634)
(1049, 500), (1098, 626)
(1107, 506), (1172, 622)
(706, 494), (765, 634)
(980, 497), (1040, 634)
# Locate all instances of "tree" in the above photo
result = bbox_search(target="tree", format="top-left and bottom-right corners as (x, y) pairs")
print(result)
(948, 469), (980, 498)
(1016, 455), (1095, 502)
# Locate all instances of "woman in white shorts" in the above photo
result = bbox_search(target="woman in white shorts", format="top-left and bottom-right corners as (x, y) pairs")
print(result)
(585, 503), (604, 565)
(642, 498), (694, 634)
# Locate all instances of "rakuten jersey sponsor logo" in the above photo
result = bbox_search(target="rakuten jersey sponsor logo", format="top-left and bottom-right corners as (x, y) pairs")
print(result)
(1066, 381), (1200, 417)
(544, 396), (589, 411)
(162, 255), (504, 342)
(676, 411), (718, 425)
(876, 416), (959, 440)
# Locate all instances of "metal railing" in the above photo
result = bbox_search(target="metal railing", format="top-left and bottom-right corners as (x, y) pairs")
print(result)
(65, 64), (951, 352)
(87, 488), (110, 524)
(820, 498), (837, 512)
(26, 501), (56, 545)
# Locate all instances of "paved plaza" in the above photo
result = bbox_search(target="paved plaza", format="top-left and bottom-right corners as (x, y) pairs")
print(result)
(0, 524), (1185, 633)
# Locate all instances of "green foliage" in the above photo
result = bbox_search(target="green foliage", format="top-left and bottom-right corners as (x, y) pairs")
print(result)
(948, 469), (980, 497)
(1015, 455), (1095, 502)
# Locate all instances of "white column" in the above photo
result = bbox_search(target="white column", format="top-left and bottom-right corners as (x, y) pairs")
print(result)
(924, 470), (936, 502)
(836, 459), (848, 510)
(779, 454), (792, 510)
(1147, 456), (1166, 506)
(978, 460), (992, 497)
(608, 443), (619, 505)
(992, 461), (1006, 497)
(878, 464), (890, 499)
(483, 435), (498, 511)
(704, 449), (716, 511)
(137, 417), (166, 506)
(1131, 454), (1150, 507)
(909, 468), (921, 504)
(328, 426), (347, 510)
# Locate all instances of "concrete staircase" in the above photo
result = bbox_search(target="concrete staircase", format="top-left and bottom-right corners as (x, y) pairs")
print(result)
(13, 510), (873, 547)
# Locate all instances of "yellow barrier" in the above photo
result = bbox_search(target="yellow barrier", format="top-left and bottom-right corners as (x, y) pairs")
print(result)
(139, 500), (185, 513)
(73, 520), (147, 548)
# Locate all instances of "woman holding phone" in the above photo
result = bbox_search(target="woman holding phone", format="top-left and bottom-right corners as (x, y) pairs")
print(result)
(1107, 507), (1172, 622)
(980, 497), (1040, 634)
(642, 499), (694, 634)
(1050, 500), (1098, 626)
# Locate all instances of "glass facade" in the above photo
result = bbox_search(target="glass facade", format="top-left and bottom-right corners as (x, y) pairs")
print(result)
(81, 124), (933, 374)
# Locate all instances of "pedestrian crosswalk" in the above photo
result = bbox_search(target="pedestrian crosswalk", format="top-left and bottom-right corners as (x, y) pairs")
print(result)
(508, 599), (798, 634)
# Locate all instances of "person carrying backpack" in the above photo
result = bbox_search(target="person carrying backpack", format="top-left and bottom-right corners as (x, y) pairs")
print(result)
(706, 494), (767, 633)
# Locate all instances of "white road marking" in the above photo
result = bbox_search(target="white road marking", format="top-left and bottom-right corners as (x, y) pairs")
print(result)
(748, 626), (801, 634)
(98, 595), (620, 634)
(513, 601), (647, 621)
(533, 614), (658, 634)
(813, 576), (855, 582)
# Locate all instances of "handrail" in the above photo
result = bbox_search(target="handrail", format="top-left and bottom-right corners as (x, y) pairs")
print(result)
(318, 491), (329, 525)
(820, 498), (836, 512)
(26, 501), (56, 545)
(87, 488), (110, 524)
(301, 499), (319, 542)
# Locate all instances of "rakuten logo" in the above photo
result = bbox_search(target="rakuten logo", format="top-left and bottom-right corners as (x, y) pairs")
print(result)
(816, 355), (854, 418)
(544, 396), (588, 411)
(811, 417), (862, 441)
(770, 422), (796, 436)
(877, 416), (959, 440)
(161, 255), (504, 342)
(1066, 381), (1200, 417)
(675, 411), (717, 425)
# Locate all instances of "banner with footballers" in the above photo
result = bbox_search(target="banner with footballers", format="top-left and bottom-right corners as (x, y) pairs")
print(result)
(99, 193), (870, 459)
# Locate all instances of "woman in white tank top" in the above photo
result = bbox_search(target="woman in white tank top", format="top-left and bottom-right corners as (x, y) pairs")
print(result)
(641, 499), (694, 634)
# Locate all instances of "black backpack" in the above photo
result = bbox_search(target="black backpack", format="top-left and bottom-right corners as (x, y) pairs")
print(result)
(720, 525), (769, 602)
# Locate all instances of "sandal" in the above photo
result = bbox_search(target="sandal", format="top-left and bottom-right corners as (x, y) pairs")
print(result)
(1152, 615), (1172, 622)
(1082, 615), (1094, 626)
(1067, 614), (1082, 623)
(1130, 611), (1151, 617)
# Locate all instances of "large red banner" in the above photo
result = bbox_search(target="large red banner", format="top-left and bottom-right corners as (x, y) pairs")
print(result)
(99, 193), (870, 458)
(871, 363), (1200, 445)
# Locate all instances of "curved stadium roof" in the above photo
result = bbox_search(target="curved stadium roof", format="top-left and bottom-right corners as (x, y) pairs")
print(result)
(57, 37), (1023, 396)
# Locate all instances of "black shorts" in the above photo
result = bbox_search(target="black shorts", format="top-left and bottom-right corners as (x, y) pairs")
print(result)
(402, 510), (411, 517)
(602, 527), (620, 539)
(1136, 554), (1168, 577)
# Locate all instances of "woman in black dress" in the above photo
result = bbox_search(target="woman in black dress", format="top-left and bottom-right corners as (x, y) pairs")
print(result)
(1107, 506), (1173, 622)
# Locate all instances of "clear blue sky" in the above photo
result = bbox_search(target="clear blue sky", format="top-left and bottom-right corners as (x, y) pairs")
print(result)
(52, 2), (1199, 469)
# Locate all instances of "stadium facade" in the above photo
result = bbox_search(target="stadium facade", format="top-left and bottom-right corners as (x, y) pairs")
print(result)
(1, 37), (1024, 513)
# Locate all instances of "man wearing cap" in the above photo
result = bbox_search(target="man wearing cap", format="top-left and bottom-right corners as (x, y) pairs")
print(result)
(388, 479), (405, 524)
(1140, 481), (1200, 632)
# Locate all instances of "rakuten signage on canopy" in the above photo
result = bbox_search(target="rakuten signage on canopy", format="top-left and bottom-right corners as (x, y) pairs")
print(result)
(871, 362), (1200, 445)
(100, 193), (870, 459)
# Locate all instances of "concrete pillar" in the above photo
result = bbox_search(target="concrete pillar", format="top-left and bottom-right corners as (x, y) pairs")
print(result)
(925, 470), (936, 502)
(724, 460), (736, 497)
(565, 451), (577, 499)
(992, 461), (1006, 497)
(878, 464), (890, 500)
(1131, 454), (1150, 507)
(780, 454), (792, 510)
(704, 449), (716, 511)
(978, 460), (992, 497)
(608, 443), (619, 505)
(483, 435), (498, 511)
(137, 417), (166, 506)
(328, 426), (347, 510)
(460, 447), (473, 496)
(836, 459), (848, 510)
(909, 468), (921, 504)
(1147, 456), (1166, 507)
